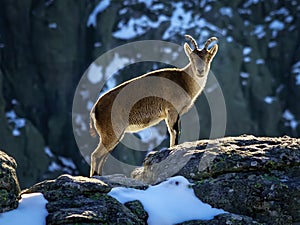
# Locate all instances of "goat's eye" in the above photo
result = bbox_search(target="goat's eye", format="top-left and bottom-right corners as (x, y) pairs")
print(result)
(175, 181), (179, 186)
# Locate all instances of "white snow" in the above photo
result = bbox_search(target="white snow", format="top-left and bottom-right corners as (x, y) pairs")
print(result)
(108, 176), (227, 225)
(240, 72), (250, 78)
(219, 7), (233, 18)
(0, 193), (48, 225)
(5, 110), (26, 136)
(282, 109), (299, 130)
(204, 5), (212, 12)
(44, 146), (54, 158)
(243, 47), (252, 55)
(268, 41), (277, 48)
(87, 63), (103, 84)
(269, 20), (285, 31)
(226, 36), (233, 42)
(48, 161), (62, 172)
(138, 0), (153, 7)
(264, 96), (276, 104)
(87, 0), (110, 27)
(244, 56), (251, 63)
(256, 59), (265, 64)
(74, 113), (88, 132)
(113, 15), (168, 40)
(94, 42), (102, 47)
(291, 61), (300, 85)
(48, 22), (57, 29)
(252, 25), (265, 39)
(243, 0), (259, 8)
(59, 156), (77, 169)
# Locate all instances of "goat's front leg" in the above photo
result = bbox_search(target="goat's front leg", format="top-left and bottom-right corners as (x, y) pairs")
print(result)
(165, 109), (181, 147)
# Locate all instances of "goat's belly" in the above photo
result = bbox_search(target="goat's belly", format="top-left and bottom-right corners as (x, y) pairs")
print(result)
(126, 117), (163, 132)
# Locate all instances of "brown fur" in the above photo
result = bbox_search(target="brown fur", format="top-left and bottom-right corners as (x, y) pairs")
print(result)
(89, 35), (218, 176)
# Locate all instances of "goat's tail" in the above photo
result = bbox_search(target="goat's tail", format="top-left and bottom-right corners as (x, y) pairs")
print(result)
(89, 108), (97, 137)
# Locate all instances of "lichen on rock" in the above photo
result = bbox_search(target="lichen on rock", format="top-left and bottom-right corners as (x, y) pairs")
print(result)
(0, 150), (21, 213)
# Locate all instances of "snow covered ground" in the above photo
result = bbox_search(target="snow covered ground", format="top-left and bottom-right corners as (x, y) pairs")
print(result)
(0, 193), (48, 225)
(109, 176), (227, 225)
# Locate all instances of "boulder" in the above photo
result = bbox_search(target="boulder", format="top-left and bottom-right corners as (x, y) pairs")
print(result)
(24, 174), (144, 225)
(0, 150), (21, 213)
(132, 135), (300, 224)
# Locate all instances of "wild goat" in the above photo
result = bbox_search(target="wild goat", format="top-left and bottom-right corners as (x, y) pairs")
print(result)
(89, 35), (218, 176)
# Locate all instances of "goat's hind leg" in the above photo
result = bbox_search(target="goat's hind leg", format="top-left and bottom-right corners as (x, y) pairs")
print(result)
(90, 142), (109, 177)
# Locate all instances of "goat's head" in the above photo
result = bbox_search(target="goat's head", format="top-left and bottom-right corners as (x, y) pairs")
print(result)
(184, 35), (218, 77)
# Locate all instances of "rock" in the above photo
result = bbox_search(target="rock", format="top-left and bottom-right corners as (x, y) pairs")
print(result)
(23, 174), (145, 225)
(177, 213), (263, 225)
(132, 135), (300, 224)
(0, 150), (21, 213)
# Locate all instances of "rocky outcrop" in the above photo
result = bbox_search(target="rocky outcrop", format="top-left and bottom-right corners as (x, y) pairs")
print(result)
(19, 136), (299, 224)
(23, 174), (260, 225)
(0, 150), (20, 213)
(133, 135), (300, 224)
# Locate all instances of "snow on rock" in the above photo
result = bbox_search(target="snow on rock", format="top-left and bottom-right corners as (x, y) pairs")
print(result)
(282, 109), (298, 130)
(219, 7), (233, 18)
(243, 47), (252, 55)
(113, 15), (168, 40)
(87, 0), (110, 27)
(58, 156), (77, 170)
(0, 193), (48, 225)
(108, 176), (227, 225)
(48, 22), (57, 29)
(5, 110), (26, 136)
(44, 146), (54, 158)
(264, 96), (276, 104)
(87, 63), (103, 84)
(291, 61), (300, 85)
(251, 24), (266, 39)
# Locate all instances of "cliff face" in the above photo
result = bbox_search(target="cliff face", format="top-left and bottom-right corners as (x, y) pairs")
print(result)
(0, 0), (300, 187)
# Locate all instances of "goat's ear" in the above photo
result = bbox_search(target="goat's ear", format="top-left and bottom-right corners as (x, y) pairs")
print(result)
(184, 43), (192, 56)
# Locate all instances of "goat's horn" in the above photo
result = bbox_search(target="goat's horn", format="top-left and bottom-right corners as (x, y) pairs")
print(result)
(184, 34), (198, 50)
(204, 37), (218, 50)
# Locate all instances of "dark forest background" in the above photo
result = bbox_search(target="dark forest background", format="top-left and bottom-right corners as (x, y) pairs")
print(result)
(0, 0), (299, 188)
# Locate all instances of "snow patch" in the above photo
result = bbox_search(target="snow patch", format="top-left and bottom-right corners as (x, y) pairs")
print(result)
(282, 109), (298, 130)
(240, 72), (250, 78)
(138, 0), (153, 7)
(58, 156), (77, 170)
(87, 63), (103, 84)
(0, 193), (48, 225)
(219, 7), (233, 18)
(87, 0), (110, 27)
(264, 96), (276, 104)
(268, 41), (277, 48)
(252, 25), (265, 39)
(5, 110), (26, 136)
(269, 20), (285, 31)
(256, 59), (265, 64)
(243, 47), (252, 55)
(291, 61), (300, 85)
(44, 146), (54, 158)
(108, 176), (227, 225)
(48, 161), (62, 172)
(113, 15), (168, 39)
(48, 22), (57, 29)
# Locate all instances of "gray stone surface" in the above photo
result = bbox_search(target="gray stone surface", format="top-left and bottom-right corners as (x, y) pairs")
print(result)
(0, 150), (20, 213)
(133, 135), (300, 224)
